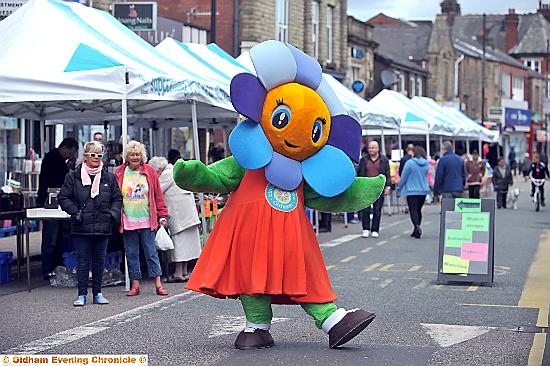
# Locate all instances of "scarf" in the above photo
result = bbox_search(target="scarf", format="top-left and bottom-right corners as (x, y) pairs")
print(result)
(81, 162), (103, 198)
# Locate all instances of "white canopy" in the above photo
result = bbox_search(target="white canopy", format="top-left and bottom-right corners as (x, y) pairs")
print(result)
(0, 0), (235, 125)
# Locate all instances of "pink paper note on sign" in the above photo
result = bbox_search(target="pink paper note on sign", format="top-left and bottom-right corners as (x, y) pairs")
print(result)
(460, 243), (489, 262)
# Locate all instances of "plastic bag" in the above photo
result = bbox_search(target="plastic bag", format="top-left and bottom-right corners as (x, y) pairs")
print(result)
(155, 226), (174, 251)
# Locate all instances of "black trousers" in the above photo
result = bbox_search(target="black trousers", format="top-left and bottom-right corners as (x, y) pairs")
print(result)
(361, 195), (385, 232)
(496, 190), (508, 208)
(468, 185), (481, 199)
(406, 195), (425, 228)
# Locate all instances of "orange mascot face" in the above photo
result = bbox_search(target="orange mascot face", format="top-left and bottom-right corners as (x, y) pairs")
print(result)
(259, 83), (332, 162)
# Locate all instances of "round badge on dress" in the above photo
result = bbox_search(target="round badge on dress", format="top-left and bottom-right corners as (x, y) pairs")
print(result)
(265, 183), (298, 212)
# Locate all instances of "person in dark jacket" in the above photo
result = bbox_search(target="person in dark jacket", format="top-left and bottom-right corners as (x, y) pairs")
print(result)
(398, 143), (414, 176)
(492, 157), (513, 209)
(397, 146), (430, 239)
(528, 152), (550, 206)
(37, 137), (79, 280)
(357, 141), (390, 238)
(433, 141), (466, 199)
(58, 141), (122, 306)
(465, 150), (485, 199)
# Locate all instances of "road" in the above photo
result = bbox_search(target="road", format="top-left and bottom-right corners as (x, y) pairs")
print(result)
(0, 178), (549, 365)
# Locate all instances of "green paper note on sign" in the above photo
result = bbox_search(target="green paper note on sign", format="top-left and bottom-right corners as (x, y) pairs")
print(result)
(445, 229), (472, 248)
(454, 198), (482, 212)
(462, 212), (489, 232)
(442, 255), (470, 274)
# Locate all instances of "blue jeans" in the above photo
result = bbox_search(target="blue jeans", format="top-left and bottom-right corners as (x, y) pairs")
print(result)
(73, 235), (109, 296)
(41, 220), (64, 276)
(123, 229), (162, 280)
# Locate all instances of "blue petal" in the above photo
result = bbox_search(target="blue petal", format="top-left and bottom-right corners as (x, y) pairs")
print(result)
(228, 119), (273, 169)
(302, 146), (355, 197)
(265, 152), (302, 190)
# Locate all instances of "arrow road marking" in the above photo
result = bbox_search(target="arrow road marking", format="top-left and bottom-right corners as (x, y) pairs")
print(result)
(209, 316), (289, 338)
(421, 323), (495, 347)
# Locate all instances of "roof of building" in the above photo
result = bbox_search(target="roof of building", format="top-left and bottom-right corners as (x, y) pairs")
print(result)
(371, 20), (432, 64)
(374, 49), (429, 75)
(453, 36), (526, 69)
(510, 13), (550, 55)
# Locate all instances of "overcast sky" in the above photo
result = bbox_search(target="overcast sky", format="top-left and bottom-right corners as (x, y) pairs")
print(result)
(347, 0), (540, 21)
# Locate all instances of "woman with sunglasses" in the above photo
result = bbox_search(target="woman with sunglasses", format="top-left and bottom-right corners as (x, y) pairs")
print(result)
(114, 140), (169, 297)
(58, 141), (123, 306)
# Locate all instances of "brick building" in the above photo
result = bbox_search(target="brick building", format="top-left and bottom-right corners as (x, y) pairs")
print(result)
(345, 16), (377, 98)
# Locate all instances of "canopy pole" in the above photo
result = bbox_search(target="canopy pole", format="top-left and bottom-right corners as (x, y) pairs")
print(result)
(466, 138), (470, 155)
(398, 128), (402, 159)
(380, 127), (386, 157)
(439, 135), (443, 152)
(40, 119), (46, 157)
(478, 138), (482, 155)
(192, 100), (209, 244)
(222, 127), (228, 158)
(121, 73), (130, 291)
(426, 131), (430, 158)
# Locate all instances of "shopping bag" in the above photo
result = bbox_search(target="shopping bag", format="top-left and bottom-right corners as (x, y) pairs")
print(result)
(155, 226), (174, 251)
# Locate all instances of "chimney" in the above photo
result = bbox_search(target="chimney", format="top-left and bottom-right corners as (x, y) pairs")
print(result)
(538, 2), (550, 24)
(440, 0), (461, 26)
(505, 9), (519, 52)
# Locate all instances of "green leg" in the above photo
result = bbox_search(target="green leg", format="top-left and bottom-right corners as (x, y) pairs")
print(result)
(300, 302), (337, 329)
(240, 294), (273, 326)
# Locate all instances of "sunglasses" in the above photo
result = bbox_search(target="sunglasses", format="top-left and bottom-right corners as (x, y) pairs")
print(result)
(85, 153), (104, 158)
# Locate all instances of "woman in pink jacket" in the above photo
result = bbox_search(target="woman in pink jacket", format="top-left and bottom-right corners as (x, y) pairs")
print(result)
(114, 141), (169, 296)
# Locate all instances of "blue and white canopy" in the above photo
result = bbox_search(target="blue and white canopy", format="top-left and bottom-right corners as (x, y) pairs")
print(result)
(0, 0), (234, 123)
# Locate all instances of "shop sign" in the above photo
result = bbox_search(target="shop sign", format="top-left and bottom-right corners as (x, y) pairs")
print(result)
(112, 2), (157, 31)
(504, 107), (531, 127)
(0, 0), (27, 18)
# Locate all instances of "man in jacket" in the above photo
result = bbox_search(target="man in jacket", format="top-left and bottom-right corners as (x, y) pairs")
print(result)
(434, 141), (466, 199)
(37, 138), (79, 279)
(398, 143), (414, 176)
(357, 141), (390, 238)
(465, 150), (485, 199)
(529, 152), (550, 206)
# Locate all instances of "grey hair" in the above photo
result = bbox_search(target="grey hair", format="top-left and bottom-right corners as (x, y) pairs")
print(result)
(83, 141), (104, 155)
(442, 141), (453, 152)
(125, 140), (147, 162)
(148, 156), (168, 171)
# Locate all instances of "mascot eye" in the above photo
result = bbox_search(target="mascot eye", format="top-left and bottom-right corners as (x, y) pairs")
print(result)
(271, 105), (291, 129)
(312, 119), (324, 143)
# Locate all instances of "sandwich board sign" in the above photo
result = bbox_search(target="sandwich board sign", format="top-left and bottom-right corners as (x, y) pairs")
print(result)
(437, 198), (495, 284)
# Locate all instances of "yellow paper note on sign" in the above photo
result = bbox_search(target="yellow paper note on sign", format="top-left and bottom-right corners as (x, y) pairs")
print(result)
(442, 255), (470, 274)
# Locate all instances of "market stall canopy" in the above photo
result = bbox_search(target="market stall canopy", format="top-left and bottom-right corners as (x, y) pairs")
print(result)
(369, 89), (454, 136)
(0, 0), (236, 123)
(236, 51), (399, 129)
(443, 107), (500, 143)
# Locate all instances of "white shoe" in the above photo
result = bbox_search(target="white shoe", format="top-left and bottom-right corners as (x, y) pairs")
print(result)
(371, 232), (379, 238)
(362, 230), (370, 238)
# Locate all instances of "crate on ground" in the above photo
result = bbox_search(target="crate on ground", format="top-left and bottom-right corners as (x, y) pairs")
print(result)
(0, 251), (13, 284)
(0, 226), (16, 238)
(104, 251), (122, 269)
(62, 251), (77, 270)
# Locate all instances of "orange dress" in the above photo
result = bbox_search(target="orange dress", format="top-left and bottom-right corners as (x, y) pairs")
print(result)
(185, 169), (336, 304)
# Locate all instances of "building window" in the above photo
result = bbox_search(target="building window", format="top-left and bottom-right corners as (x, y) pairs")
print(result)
(501, 72), (511, 98)
(394, 72), (405, 93)
(512, 75), (524, 101)
(524, 59), (541, 73)
(409, 75), (416, 97)
(417, 77), (423, 96)
(276, 0), (289, 42)
(312, 1), (319, 59)
(326, 5), (333, 63)
(351, 66), (361, 82)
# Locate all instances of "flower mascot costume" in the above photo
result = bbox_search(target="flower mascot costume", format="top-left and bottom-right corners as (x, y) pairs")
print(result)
(174, 40), (385, 350)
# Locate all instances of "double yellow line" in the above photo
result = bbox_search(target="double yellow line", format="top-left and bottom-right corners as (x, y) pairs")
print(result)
(519, 230), (550, 365)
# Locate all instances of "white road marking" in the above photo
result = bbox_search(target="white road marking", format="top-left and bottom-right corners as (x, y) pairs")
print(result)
(361, 247), (373, 253)
(340, 256), (357, 263)
(390, 234), (400, 240)
(320, 234), (361, 247)
(363, 263), (382, 272)
(6, 291), (203, 354)
(326, 265), (336, 270)
(376, 240), (388, 246)
(379, 279), (393, 288)
(209, 316), (289, 338)
(421, 323), (495, 347)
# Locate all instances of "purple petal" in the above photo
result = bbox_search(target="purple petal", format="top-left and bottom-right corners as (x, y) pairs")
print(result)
(327, 115), (362, 163)
(265, 152), (302, 191)
(285, 43), (322, 90)
(230, 73), (267, 122)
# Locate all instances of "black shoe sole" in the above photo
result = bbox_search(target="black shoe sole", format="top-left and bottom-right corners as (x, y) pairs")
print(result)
(329, 311), (376, 349)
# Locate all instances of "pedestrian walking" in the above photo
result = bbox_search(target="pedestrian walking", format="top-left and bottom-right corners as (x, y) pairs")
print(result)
(398, 143), (414, 176)
(358, 141), (391, 238)
(114, 141), (170, 296)
(465, 150), (485, 199)
(433, 141), (466, 199)
(522, 153), (532, 181)
(508, 147), (517, 176)
(58, 141), (122, 306)
(397, 146), (430, 239)
(37, 138), (79, 280)
(492, 157), (513, 209)
(149, 156), (201, 283)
